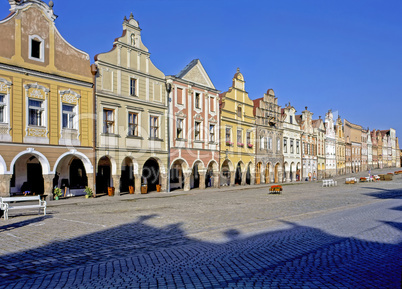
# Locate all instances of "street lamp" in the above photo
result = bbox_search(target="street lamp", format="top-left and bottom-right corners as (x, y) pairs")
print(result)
(166, 80), (172, 193)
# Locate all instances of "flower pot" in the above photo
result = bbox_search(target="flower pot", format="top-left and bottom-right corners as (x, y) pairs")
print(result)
(85, 195), (89, 199)
(55, 196), (59, 200)
(108, 187), (115, 196)
(156, 184), (161, 192)
(141, 185), (148, 194)
(129, 186), (134, 194)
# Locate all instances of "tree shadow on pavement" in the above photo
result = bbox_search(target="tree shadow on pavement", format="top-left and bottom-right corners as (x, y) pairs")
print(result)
(0, 215), (400, 288)
(362, 187), (402, 199)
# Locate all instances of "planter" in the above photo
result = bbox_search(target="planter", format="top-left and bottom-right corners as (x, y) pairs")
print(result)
(108, 187), (115, 197)
(55, 196), (59, 200)
(156, 184), (161, 192)
(141, 185), (148, 194)
(269, 185), (282, 194)
(85, 195), (89, 199)
(129, 186), (134, 194)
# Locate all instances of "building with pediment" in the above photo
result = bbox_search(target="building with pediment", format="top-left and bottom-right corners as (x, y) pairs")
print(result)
(167, 59), (220, 191)
(371, 130), (378, 169)
(296, 107), (317, 181)
(93, 13), (167, 195)
(335, 116), (346, 175)
(312, 117), (325, 180)
(0, 0), (94, 198)
(253, 89), (283, 184)
(219, 69), (255, 186)
(281, 103), (301, 182)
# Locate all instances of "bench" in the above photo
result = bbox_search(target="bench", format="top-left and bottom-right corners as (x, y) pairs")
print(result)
(322, 179), (337, 187)
(0, 196), (46, 220)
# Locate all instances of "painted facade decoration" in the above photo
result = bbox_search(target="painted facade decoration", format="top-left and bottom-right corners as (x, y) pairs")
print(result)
(281, 103), (301, 182)
(167, 59), (220, 191)
(297, 107), (317, 181)
(94, 13), (167, 195)
(0, 0), (94, 198)
(324, 110), (336, 177)
(219, 69), (255, 186)
(254, 89), (283, 184)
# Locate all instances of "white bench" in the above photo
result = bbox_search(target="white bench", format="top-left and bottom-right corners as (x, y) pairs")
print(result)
(0, 196), (46, 220)
(322, 179), (337, 187)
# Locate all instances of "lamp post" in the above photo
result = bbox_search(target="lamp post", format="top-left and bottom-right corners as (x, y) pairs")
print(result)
(166, 80), (172, 193)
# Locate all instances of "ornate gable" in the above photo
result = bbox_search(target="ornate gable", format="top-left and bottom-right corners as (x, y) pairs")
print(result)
(176, 59), (215, 89)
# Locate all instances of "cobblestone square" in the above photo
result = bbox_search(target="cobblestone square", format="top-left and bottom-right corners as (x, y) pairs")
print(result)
(0, 168), (401, 288)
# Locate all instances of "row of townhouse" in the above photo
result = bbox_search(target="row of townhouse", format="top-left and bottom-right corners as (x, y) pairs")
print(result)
(0, 1), (399, 199)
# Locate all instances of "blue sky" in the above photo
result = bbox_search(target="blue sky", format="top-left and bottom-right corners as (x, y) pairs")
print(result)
(1, 0), (401, 138)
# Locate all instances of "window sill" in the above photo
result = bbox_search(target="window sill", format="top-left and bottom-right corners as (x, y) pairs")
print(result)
(149, 137), (163, 142)
(176, 138), (187, 142)
(101, 133), (120, 137)
(126, 135), (143, 140)
(193, 140), (203, 143)
(208, 141), (217, 145)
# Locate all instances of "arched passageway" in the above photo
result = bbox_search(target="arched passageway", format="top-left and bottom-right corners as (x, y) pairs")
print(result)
(170, 159), (186, 191)
(255, 162), (262, 184)
(220, 160), (232, 186)
(246, 163), (251, 185)
(120, 157), (135, 193)
(235, 162), (242, 185)
(142, 158), (160, 192)
(97, 156), (112, 195)
(11, 155), (44, 195)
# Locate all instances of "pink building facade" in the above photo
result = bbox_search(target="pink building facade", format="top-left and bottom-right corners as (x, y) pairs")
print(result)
(167, 60), (220, 191)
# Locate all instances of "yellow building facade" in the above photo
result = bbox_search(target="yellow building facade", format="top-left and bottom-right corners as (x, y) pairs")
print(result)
(0, 1), (94, 198)
(219, 69), (255, 186)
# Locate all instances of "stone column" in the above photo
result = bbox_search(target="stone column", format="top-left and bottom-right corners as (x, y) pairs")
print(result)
(230, 171), (235, 186)
(160, 173), (167, 192)
(0, 174), (12, 197)
(86, 173), (94, 194)
(241, 171), (246, 185)
(112, 175), (121, 196)
(286, 172), (290, 183)
(199, 170), (206, 190)
(213, 172), (220, 188)
(134, 174), (142, 194)
(183, 171), (191, 191)
(250, 171), (255, 185)
(43, 174), (55, 201)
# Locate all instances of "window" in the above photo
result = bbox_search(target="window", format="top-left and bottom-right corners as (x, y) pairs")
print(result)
(130, 78), (136, 96)
(195, 92), (200, 109)
(31, 39), (41, 59)
(284, 138), (287, 153)
(237, 107), (242, 117)
(28, 99), (43, 126)
(277, 138), (281, 152)
(260, 136), (264, 149)
(177, 118), (183, 139)
(237, 129), (242, 145)
(62, 104), (75, 129)
(290, 139), (294, 153)
(150, 116), (159, 138)
(290, 115), (293, 124)
(226, 128), (231, 143)
(177, 88), (183, 105)
(128, 112), (138, 136)
(209, 124), (215, 142)
(194, 121), (201, 140)
(268, 137), (272, 150)
(103, 109), (114, 133)
(131, 34), (135, 46)
(210, 97), (215, 112)
(246, 131), (251, 145)
(0, 94), (5, 123)
(29, 36), (44, 62)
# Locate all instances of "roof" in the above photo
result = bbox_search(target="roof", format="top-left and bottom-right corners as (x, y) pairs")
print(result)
(252, 97), (263, 116)
(295, 115), (302, 124)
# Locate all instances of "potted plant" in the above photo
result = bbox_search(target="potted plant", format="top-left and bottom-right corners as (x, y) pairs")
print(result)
(237, 142), (244, 147)
(108, 187), (115, 196)
(129, 186), (134, 194)
(53, 187), (62, 200)
(226, 141), (233, 146)
(156, 184), (161, 192)
(84, 186), (93, 199)
(247, 143), (253, 148)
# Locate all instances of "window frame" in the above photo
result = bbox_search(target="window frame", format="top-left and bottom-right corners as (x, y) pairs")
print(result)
(62, 103), (76, 129)
(194, 121), (201, 141)
(28, 35), (45, 62)
(176, 118), (184, 139)
(209, 124), (215, 143)
(130, 78), (137, 96)
(128, 112), (139, 137)
(103, 108), (115, 134)
(149, 115), (159, 139)
(28, 99), (44, 127)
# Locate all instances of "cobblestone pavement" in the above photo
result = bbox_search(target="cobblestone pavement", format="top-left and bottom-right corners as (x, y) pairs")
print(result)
(0, 168), (401, 288)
